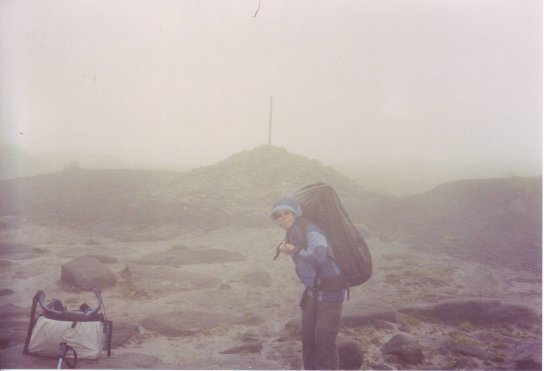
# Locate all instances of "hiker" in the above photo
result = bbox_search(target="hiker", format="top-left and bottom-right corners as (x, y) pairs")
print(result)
(271, 196), (345, 370)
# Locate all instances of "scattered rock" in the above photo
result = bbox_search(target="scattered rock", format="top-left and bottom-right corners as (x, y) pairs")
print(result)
(338, 339), (364, 370)
(61, 256), (117, 290)
(219, 341), (263, 354)
(123, 263), (220, 296)
(139, 245), (245, 266)
(382, 334), (424, 365)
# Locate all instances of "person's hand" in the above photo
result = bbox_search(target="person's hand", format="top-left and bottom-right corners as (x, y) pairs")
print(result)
(279, 242), (296, 255)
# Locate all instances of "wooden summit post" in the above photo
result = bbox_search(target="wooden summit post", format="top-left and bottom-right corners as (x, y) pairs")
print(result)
(268, 95), (273, 145)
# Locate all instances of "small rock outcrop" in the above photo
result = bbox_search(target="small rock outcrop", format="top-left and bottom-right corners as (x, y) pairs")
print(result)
(61, 256), (117, 290)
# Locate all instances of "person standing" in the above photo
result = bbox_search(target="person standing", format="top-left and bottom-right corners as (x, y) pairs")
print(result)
(271, 196), (345, 370)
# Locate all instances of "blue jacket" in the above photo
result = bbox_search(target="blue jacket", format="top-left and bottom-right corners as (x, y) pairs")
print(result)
(287, 219), (345, 302)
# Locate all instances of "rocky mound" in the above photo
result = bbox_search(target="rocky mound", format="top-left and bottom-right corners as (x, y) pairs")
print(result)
(0, 145), (363, 236)
(0, 147), (540, 273)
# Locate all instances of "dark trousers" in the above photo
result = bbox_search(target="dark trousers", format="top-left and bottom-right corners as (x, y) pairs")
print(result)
(300, 293), (343, 370)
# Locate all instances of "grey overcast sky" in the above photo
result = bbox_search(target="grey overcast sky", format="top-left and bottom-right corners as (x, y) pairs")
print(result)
(0, 0), (542, 171)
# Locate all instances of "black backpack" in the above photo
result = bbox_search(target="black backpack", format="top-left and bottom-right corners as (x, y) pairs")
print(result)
(293, 182), (372, 288)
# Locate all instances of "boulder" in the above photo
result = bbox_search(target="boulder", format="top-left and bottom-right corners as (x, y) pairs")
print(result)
(61, 256), (117, 290)
(399, 299), (539, 326)
(338, 339), (364, 370)
(382, 334), (424, 365)
(282, 317), (301, 338)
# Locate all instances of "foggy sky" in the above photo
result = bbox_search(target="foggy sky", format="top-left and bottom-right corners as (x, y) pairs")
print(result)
(1, 0), (542, 172)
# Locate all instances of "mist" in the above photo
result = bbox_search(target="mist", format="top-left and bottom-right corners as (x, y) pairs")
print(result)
(0, 3), (542, 367)
(0, 0), (541, 193)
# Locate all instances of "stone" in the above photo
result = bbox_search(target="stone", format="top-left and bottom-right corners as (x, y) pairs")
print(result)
(338, 339), (364, 370)
(61, 256), (117, 290)
(399, 300), (538, 326)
